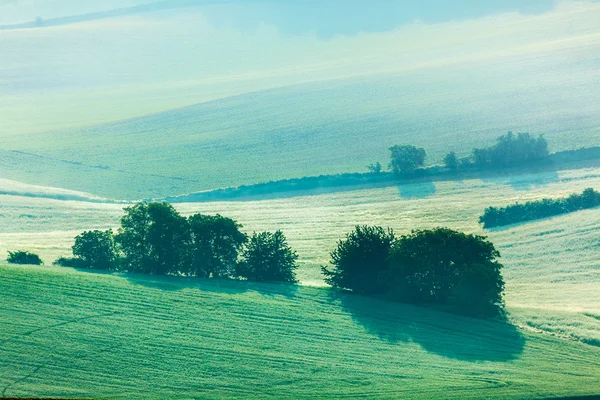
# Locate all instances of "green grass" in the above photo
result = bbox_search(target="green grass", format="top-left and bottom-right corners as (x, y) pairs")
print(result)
(1, 264), (600, 399)
(2, 57), (600, 200)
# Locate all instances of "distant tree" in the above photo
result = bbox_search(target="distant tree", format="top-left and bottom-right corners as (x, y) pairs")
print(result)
(7, 250), (42, 265)
(72, 230), (118, 270)
(322, 226), (395, 295)
(386, 228), (504, 316)
(367, 162), (383, 173)
(389, 145), (426, 175)
(480, 188), (600, 228)
(472, 132), (549, 168)
(188, 214), (247, 278)
(237, 231), (298, 283)
(115, 202), (190, 275)
(444, 151), (458, 170)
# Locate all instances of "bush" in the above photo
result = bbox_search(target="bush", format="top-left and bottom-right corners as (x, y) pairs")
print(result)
(53, 256), (86, 269)
(386, 228), (505, 317)
(323, 227), (505, 317)
(322, 226), (395, 295)
(480, 188), (600, 228)
(72, 230), (118, 270)
(7, 250), (43, 265)
(237, 231), (298, 283)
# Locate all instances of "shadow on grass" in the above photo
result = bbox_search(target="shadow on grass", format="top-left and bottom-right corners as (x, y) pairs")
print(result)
(397, 182), (437, 199)
(123, 271), (299, 298)
(330, 291), (525, 362)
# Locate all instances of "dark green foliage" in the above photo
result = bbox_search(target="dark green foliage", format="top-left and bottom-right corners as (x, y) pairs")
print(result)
(72, 230), (118, 270)
(367, 162), (383, 173)
(188, 214), (247, 278)
(389, 145), (426, 175)
(480, 188), (600, 228)
(237, 231), (298, 283)
(444, 151), (458, 170)
(7, 250), (43, 265)
(322, 226), (395, 295)
(324, 227), (505, 317)
(386, 229), (504, 317)
(115, 202), (190, 275)
(471, 132), (549, 168)
(53, 256), (86, 269)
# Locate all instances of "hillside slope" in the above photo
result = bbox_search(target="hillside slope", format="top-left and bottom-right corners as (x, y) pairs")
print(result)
(1, 264), (600, 399)
(2, 44), (599, 200)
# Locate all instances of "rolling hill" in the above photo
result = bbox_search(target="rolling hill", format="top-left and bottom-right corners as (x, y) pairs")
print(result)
(1, 263), (600, 399)
(2, 46), (600, 200)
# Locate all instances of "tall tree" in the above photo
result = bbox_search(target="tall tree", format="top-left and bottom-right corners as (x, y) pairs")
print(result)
(115, 202), (189, 275)
(72, 229), (118, 270)
(322, 226), (395, 295)
(389, 145), (426, 175)
(188, 214), (247, 278)
(237, 231), (298, 283)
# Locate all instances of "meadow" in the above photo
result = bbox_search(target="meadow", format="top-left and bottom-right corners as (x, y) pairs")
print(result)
(1, 263), (600, 399)
(2, 166), (600, 344)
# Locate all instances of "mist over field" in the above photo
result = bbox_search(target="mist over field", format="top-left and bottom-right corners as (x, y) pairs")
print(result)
(2, 2), (600, 399)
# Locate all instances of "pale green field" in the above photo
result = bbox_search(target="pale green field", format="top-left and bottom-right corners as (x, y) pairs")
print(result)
(1, 166), (600, 347)
(1, 263), (600, 399)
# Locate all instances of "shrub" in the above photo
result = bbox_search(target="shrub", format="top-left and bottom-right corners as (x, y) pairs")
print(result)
(72, 229), (118, 270)
(7, 250), (43, 265)
(237, 231), (298, 283)
(480, 188), (600, 228)
(53, 256), (86, 269)
(322, 226), (395, 295)
(386, 228), (505, 317)
(444, 151), (458, 170)
(323, 227), (505, 317)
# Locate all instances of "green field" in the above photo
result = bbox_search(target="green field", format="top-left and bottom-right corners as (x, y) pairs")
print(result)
(1, 264), (600, 399)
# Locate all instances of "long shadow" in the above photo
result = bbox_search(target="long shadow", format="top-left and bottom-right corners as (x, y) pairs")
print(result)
(330, 291), (525, 362)
(397, 182), (437, 199)
(123, 270), (298, 298)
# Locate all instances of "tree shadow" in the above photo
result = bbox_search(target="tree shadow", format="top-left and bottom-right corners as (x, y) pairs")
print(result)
(330, 291), (525, 362)
(397, 182), (437, 199)
(481, 169), (560, 191)
(123, 271), (298, 298)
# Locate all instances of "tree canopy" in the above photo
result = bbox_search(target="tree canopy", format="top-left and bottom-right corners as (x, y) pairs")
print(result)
(73, 230), (118, 270)
(237, 231), (298, 283)
(322, 226), (395, 295)
(389, 145), (426, 175)
(323, 227), (505, 317)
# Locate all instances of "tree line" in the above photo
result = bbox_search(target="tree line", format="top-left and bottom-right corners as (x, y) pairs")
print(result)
(56, 202), (298, 283)
(385, 132), (549, 175)
(480, 187), (600, 228)
(8, 201), (506, 318)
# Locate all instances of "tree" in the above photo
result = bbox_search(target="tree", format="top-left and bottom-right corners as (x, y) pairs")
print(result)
(7, 250), (42, 265)
(115, 202), (190, 275)
(72, 230), (118, 270)
(322, 226), (395, 295)
(237, 231), (298, 283)
(389, 145), (426, 175)
(444, 151), (458, 170)
(188, 214), (247, 278)
(386, 228), (504, 316)
(367, 162), (383, 173)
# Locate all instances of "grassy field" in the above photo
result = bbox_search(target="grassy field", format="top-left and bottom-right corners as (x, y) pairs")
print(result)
(2, 52), (600, 200)
(1, 263), (600, 399)
(2, 166), (600, 348)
